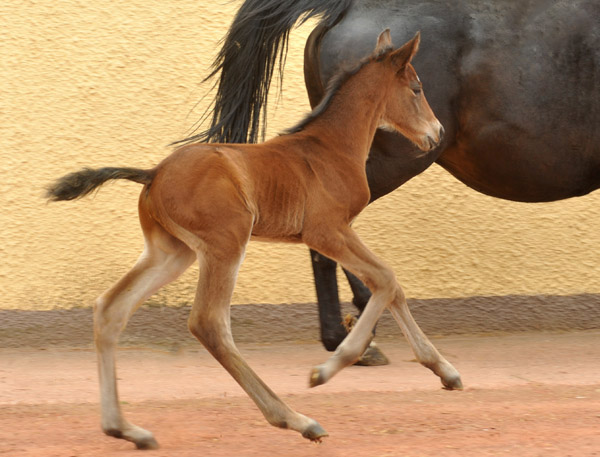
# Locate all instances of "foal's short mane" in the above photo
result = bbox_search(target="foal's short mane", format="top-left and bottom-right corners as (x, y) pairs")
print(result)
(282, 44), (395, 136)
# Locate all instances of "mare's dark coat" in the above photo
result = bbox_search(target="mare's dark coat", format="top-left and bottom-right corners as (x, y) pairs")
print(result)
(191, 0), (600, 349)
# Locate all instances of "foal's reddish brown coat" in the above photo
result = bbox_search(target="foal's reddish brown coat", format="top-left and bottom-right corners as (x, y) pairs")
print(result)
(48, 30), (459, 449)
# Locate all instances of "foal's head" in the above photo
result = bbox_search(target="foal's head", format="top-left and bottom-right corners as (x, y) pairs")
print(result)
(376, 30), (443, 151)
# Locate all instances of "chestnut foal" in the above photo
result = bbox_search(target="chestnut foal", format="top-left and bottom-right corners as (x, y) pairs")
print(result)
(47, 30), (460, 449)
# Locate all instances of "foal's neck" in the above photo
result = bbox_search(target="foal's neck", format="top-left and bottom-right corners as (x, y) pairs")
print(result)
(303, 62), (389, 163)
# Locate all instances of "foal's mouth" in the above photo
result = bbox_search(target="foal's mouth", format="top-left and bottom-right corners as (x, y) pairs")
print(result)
(421, 134), (440, 151)
(419, 124), (445, 151)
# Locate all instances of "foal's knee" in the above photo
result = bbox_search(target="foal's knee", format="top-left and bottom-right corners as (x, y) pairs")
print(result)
(93, 297), (122, 347)
(368, 268), (399, 303)
(393, 283), (406, 305)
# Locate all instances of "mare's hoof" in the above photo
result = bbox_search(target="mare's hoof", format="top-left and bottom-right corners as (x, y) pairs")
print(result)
(134, 436), (159, 450)
(302, 422), (328, 442)
(442, 375), (463, 391)
(354, 342), (389, 366)
(309, 366), (326, 388)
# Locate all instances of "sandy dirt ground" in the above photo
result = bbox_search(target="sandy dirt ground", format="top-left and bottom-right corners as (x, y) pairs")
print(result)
(1, 331), (600, 457)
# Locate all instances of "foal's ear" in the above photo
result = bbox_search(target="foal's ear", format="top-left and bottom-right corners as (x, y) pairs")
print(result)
(374, 29), (393, 55)
(390, 31), (421, 69)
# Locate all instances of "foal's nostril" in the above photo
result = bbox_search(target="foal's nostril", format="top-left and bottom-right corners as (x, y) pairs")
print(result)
(439, 125), (445, 142)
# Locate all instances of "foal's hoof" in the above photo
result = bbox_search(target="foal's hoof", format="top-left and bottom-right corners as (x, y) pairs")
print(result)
(354, 342), (389, 366)
(104, 426), (159, 450)
(134, 436), (159, 450)
(442, 375), (464, 391)
(309, 366), (327, 388)
(302, 421), (328, 442)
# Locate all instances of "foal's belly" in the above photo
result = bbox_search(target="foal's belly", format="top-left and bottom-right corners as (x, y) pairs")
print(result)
(249, 194), (306, 242)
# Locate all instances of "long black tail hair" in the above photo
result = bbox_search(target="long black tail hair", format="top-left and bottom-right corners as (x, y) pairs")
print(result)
(174, 0), (353, 146)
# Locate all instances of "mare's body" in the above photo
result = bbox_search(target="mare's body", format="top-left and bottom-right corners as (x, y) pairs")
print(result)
(193, 0), (600, 351)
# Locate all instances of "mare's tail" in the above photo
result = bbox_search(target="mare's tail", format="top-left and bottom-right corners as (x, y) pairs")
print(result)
(175, 0), (353, 145)
(46, 167), (154, 201)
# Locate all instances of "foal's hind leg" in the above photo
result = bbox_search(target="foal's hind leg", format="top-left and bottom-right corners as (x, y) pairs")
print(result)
(188, 240), (327, 441)
(305, 227), (461, 389)
(95, 227), (195, 449)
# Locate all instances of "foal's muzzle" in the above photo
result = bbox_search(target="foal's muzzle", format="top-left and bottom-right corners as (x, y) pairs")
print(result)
(423, 124), (444, 151)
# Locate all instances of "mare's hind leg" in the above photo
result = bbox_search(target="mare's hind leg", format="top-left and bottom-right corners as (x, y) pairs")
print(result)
(342, 268), (371, 311)
(188, 240), (327, 441)
(305, 227), (461, 390)
(95, 224), (195, 449)
(309, 249), (347, 351)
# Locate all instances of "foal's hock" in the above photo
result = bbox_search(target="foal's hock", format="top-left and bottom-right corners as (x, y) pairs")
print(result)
(47, 30), (457, 450)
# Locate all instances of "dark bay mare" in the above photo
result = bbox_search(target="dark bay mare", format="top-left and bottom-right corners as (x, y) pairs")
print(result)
(47, 31), (457, 449)
(183, 0), (600, 357)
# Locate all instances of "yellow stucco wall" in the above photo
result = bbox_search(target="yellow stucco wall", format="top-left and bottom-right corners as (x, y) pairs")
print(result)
(2, 1), (600, 311)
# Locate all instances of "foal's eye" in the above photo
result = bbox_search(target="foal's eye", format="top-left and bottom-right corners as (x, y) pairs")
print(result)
(409, 81), (422, 95)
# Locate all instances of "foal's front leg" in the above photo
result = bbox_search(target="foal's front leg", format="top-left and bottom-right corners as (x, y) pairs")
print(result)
(386, 297), (463, 390)
(188, 245), (327, 441)
(305, 227), (462, 389)
(310, 249), (388, 366)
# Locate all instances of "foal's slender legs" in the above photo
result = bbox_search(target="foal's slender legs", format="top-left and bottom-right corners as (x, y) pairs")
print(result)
(310, 249), (380, 349)
(386, 300), (462, 389)
(94, 232), (195, 449)
(188, 242), (327, 440)
(306, 227), (462, 390)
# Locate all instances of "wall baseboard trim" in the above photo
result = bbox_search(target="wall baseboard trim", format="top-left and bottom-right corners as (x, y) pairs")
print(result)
(1, 294), (599, 349)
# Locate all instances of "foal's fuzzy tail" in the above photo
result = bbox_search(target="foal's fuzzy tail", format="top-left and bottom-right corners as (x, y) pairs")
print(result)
(46, 167), (154, 201)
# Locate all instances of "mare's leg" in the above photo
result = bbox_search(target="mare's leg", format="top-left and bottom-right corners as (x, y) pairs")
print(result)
(95, 225), (195, 449)
(309, 249), (347, 351)
(342, 268), (371, 312)
(305, 227), (461, 390)
(188, 239), (327, 441)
